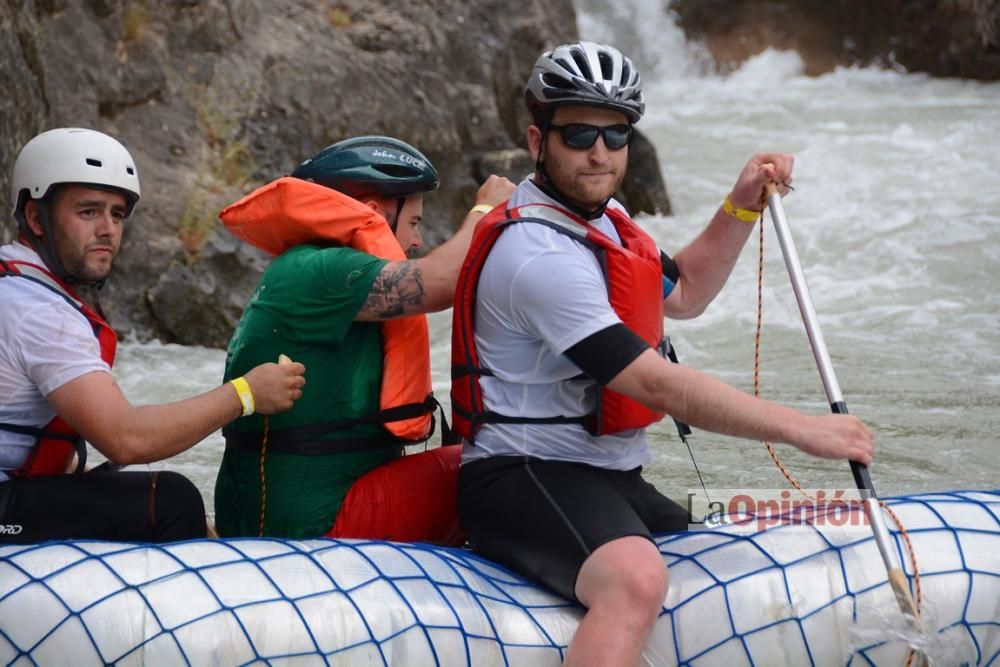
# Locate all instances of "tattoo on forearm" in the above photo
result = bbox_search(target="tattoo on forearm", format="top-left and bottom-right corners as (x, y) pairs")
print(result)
(363, 262), (426, 319)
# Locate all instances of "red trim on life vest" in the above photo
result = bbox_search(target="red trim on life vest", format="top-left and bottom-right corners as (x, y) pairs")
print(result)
(450, 201), (666, 441)
(1, 259), (117, 476)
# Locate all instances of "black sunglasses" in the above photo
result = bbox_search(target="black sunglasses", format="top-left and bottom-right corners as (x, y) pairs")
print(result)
(548, 123), (633, 150)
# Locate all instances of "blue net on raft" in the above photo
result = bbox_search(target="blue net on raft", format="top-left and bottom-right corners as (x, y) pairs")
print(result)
(650, 490), (1000, 666)
(0, 537), (578, 665)
(0, 490), (998, 666)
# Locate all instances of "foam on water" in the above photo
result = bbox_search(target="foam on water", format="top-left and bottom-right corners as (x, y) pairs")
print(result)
(575, 1), (1000, 501)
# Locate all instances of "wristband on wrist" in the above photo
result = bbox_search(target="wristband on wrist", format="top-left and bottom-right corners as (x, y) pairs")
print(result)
(229, 376), (255, 417)
(723, 193), (761, 223)
(469, 203), (494, 216)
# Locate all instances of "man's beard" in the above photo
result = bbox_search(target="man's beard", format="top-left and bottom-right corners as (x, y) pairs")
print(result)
(54, 237), (116, 284)
(544, 161), (625, 213)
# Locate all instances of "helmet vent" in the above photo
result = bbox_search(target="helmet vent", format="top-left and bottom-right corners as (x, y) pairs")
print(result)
(542, 72), (574, 90)
(86, 158), (103, 167)
(126, 166), (135, 175)
(571, 50), (592, 80)
(554, 57), (574, 73)
(598, 51), (613, 80)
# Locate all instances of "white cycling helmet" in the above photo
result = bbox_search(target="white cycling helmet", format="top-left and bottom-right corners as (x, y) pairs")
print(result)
(11, 127), (141, 222)
(524, 41), (644, 123)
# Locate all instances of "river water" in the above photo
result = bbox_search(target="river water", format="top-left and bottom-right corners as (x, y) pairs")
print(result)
(114, 4), (1000, 514)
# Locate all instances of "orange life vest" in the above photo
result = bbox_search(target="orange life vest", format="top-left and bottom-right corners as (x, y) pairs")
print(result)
(0, 259), (117, 476)
(451, 202), (666, 443)
(220, 177), (434, 441)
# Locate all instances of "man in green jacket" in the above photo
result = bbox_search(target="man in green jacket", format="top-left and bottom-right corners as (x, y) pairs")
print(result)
(215, 136), (512, 541)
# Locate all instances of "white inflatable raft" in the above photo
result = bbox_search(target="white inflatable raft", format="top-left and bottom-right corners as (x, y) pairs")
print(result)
(1, 490), (997, 666)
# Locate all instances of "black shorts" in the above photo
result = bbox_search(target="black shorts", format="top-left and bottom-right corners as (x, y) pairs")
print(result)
(0, 470), (206, 543)
(457, 456), (689, 603)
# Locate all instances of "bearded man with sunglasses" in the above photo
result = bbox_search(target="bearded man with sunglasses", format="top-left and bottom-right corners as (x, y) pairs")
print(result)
(451, 42), (875, 666)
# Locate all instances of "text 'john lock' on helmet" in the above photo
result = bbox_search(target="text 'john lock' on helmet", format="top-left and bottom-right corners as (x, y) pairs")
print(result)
(11, 128), (141, 223)
(292, 136), (439, 201)
(524, 41), (645, 124)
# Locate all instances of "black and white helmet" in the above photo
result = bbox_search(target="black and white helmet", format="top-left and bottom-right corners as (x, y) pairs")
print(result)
(524, 41), (644, 123)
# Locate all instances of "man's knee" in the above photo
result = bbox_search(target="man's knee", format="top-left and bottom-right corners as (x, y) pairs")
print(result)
(576, 536), (668, 612)
(620, 553), (668, 613)
(151, 471), (207, 541)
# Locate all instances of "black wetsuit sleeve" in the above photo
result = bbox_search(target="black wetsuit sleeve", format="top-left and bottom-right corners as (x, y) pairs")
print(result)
(660, 250), (679, 283)
(563, 323), (650, 386)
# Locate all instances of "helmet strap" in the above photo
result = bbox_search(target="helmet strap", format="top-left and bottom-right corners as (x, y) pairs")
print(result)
(33, 199), (78, 285)
(86, 284), (109, 318)
(390, 197), (406, 233)
(25, 197), (106, 288)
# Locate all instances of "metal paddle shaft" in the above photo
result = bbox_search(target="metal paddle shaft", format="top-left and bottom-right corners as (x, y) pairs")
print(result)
(763, 183), (919, 619)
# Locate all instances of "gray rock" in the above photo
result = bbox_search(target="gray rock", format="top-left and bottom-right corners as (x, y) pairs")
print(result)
(2, 0), (674, 345)
(672, 0), (1000, 80)
(0, 5), (47, 244)
(147, 229), (270, 348)
(620, 129), (672, 216)
(476, 149), (535, 184)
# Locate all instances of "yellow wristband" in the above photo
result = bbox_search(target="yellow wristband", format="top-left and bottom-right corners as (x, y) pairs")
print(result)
(723, 193), (761, 223)
(469, 203), (494, 216)
(229, 377), (255, 417)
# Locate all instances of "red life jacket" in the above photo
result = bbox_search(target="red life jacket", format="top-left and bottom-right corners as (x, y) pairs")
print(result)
(451, 202), (666, 443)
(0, 259), (117, 476)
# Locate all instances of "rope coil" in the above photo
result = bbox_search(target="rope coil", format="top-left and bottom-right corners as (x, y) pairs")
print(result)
(258, 416), (270, 537)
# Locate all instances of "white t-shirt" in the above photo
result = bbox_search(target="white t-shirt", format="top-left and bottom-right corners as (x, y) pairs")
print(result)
(0, 243), (111, 480)
(462, 180), (652, 470)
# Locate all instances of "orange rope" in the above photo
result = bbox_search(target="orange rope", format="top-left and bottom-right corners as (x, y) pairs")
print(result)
(750, 211), (923, 635)
(258, 416), (270, 538)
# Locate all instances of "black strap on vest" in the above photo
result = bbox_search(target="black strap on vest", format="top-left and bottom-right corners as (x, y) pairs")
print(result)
(453, 214), (609, 446)
(453, 403), (587, 430)
(452, 213), (694, 446)
(0, 422), (88, 475)
(224, 394), (459, 456)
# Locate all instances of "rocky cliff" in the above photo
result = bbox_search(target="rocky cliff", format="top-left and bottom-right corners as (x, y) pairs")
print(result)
(2, 0), (670, 346)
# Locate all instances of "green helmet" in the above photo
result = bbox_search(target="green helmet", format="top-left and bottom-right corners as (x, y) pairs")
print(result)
(292, 135), (439, 201)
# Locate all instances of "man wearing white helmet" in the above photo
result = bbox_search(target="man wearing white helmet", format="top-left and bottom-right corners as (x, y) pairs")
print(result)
(451, 42), (876, 665)
(0, 128), (306, 543)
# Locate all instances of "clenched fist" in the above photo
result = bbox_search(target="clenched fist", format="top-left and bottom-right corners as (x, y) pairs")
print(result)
(244, 356), (306, 414)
